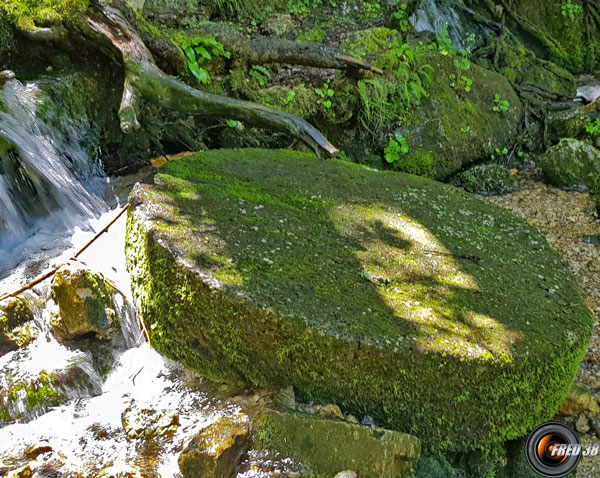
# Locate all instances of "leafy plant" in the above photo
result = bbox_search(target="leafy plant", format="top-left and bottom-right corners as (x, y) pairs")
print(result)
(561, 0), (582, 21)
(177, 34), (230, 84)
(358, 1), (382, 21)
(391, 1), (410, 32)
(442, 29), (474, 93)
(384, 132), (410, 163)
(315, 82), (335, 109)
(249, 65), (271, 87)
(493, 94), (510, 113)
(586, 118), (600, 137)
(358, 42), (433, 131)
(225, 119), (238, 128)
(282, 89), (296, 106)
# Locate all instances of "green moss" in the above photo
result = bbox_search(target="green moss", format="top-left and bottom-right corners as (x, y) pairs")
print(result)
(296, 26), (326, 42)
(392, 151), (435, 178)
(126, 148), (592, 454)
(1, 371), (61, 421)
(0, 0), (88, 29)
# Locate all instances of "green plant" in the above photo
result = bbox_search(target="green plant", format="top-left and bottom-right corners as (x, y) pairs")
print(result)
(443, 29), (474, 93)
(177, 34), (230, 84)
(384, 132), (409, 163)
(586, 118), (600, 137)
(283, 89), (296, 106)
(357, 42), (433, 131)
(391, 1), (409, 32)
(225, 119), (238, 128)
(249, 65), (271, 87)
(561, 0), (582, 21)
(491, 147), (509, 162)
(493, 94), (510, 113)
(358, 1), (382, 21)
(315, 82), (335, 109)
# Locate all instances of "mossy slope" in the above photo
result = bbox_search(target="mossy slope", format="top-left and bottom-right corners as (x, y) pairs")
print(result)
(126, 148), (592, 453)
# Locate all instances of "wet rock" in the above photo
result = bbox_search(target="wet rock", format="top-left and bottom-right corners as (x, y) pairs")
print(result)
(558, 385), (600, 416)
(547, 107), (590, 142)
(0, 295), (37, 355)
(576, 414), (591, 434)
(24, 441), (52, 460)
(540, 138), (600, 191)
(254, 409), (420, 478)
(50, 262), (120, 341)
(179, 412), (250, 478)
(454, 164), (519, 196)
(121, 406), (180, 440)
(127, 149), (592, 452)
(334, 472), (357, 478)
(319, 404), (344, 420)
(0, 70), (14, 86)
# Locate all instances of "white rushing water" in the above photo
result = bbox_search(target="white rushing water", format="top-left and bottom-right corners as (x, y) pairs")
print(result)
(0, 77), (295, 477)
(0, 79), (106, 274)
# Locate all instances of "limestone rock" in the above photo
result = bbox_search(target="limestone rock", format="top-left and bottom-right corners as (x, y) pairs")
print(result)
(254, 409), (420, 478)
(334, 472), (358, 478)
(50, 262), (120, 340)
(558, 385), (600, 416)
(126, 149), (592, 452)
(576, 414), (591, 434)
(540, 138), (600, 191)
(121, 406), (180, 440)
(178, 412), (250, 478)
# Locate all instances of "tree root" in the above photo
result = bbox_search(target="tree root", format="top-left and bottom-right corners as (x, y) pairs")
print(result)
(76, 2), (339, 158)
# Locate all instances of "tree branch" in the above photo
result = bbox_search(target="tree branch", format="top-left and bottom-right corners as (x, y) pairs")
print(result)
(83, 3), (338, 158)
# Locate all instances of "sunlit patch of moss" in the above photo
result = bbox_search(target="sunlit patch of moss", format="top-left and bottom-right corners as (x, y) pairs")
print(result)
(296, 26), (326, 43)
(0, 0), (88, 29)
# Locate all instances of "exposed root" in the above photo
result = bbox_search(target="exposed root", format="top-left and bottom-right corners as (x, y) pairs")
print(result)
(82, 3), (338, 158)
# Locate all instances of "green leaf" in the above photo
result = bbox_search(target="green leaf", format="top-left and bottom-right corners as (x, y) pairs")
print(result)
(195, 46), (212, 61)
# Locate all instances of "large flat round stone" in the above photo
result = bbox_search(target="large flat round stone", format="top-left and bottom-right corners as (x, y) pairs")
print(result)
(125, 149), (592, 452)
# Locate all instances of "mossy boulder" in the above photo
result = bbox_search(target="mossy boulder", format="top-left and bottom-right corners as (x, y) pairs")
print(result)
(254, 409), (420, 477)
(126, 148), (592, 453)
(454, 164), (519, 196)
(50, 262), (120, 340)
(0, 295), (37, 355)
(178, 412), (250, 478)
(397, 51), (523, 180)
(540, 138), (600, 190)
(547, 107), (590, 142)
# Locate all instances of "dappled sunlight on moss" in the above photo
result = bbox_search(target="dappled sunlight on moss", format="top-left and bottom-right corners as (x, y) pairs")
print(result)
(330, 203), (517, 362)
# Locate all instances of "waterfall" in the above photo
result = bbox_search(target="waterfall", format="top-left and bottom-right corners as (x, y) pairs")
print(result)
(410, 0), (486, 50)
(0, 79), (106, 271)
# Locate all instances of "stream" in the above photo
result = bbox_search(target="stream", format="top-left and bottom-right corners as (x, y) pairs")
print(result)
(0, 79), (292, 477)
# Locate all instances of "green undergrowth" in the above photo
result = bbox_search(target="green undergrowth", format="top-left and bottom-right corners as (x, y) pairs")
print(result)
(126, 149), (592, 454)
(0, 0), (88, 29)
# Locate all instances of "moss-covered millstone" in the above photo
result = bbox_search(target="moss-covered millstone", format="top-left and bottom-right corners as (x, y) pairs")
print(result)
(125, 148), (593, 453)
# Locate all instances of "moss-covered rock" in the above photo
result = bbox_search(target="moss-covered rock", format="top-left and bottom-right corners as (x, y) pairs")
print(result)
(547, 107), (590, 142)
(178, 412), (250, 478)
(126, 148), (592, 453)
(454, 164), (519, 196)
(50, 262), (120, 340)
(540, 138), (600, 190)
(396, 51), (523, 179)
(0, 295), (37, 355)
(254, 409), (420, 477)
